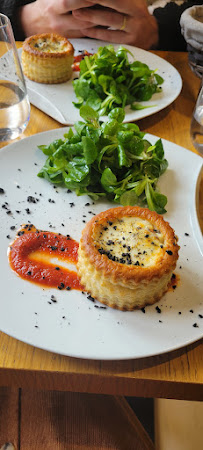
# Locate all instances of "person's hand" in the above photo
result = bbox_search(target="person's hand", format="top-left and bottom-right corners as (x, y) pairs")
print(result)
(72, 0), (159, 49)
(20, 0), (94, 39)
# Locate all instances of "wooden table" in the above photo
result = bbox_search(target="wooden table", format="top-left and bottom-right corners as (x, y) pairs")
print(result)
(0, 50), (202, 402)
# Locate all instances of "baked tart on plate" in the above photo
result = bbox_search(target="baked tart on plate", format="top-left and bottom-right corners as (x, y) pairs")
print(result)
(22, 33), (74, 84)
(77, 206), (179, 311)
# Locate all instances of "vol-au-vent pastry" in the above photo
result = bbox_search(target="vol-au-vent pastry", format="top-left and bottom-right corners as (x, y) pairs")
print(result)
(78, 206), (179, 311)
(21, 33), (74, 84)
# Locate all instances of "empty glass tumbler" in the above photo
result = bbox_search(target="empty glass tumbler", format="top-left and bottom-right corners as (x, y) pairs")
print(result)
(0, 13), (30, 141)
(190, 81), (203, 156)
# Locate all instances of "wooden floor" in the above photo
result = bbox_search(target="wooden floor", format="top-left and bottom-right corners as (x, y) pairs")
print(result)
(0, 387), (155, 449)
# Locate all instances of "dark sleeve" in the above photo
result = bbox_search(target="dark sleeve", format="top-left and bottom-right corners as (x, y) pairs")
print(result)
(0, 0), (35, 40)
(153, 0), (203, 51)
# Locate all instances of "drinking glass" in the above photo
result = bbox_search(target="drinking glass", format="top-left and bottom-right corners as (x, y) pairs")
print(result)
(190, 80), (203, 156)
(0, 13), (30, 141)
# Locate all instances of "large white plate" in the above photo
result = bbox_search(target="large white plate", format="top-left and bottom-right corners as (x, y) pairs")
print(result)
(0, 130), (202, 360)
(15, 39), (182, 124)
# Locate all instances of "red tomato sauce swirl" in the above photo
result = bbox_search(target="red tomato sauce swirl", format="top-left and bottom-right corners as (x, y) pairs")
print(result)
(8, 225), (83, 291)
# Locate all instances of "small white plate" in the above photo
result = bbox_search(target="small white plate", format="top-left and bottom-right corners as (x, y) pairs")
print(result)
(16, 38), (182, 124)
(0, 129), (202, 360)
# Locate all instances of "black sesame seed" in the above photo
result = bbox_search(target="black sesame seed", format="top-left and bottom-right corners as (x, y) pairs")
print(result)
(193, 323), (199, 328)
(0, 188), (5, 194)
(198, 314), (203, 319)
(156, 306), (161, 313)
(166, 250), (173, 255)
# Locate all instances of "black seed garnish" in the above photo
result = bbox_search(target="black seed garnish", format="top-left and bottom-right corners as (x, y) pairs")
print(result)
(172, 273), (176, 279)
(198, 314), (203, 319)
(156, 306), (161, 313)
(55, 267), (60, 270)
(107, 221), (113, 226)
(134, 261), (140, 266)
(141, 307), (145, 313)
(48, 198), (55, 203)
(10, 225), (16, 230)
(185, 232), (189, 236)
(6, 235), (10, 239)
(87, 294), (95, 302)
(25, 208), (31, 214)
(178, 311), (182, 315)
(145, 234), (149, 238)
(189, 309), (194, 313)
(0, 188), (5, 194)
(69, 202), (75, 207)
(67, 189), (72, 193)
(51, 246), (57, 251)
(6, 210), (12, 215)
(60, 247), (65, 251)
(35, 325), (39, 328)
(17, 231), (25, 236)
(159, 320), (162, 323)
(160, 245), (163, 248)
(172, 285), (177, 289)
(166, 250), (173, 255)
(85, 202), (90, 206)
(27, 271), (31, 275)
(66, 286), (71, 290)
(27, 195), (37, 203)
(193, 323), (199, 328)
(60, 282), (65, 288)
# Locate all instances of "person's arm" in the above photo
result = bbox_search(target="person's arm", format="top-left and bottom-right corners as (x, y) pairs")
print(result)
(72, 0), (159, 50)
(0, 1), (35, 40)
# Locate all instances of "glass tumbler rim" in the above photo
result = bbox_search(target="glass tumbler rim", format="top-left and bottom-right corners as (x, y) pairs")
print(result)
(0, 13), (10, 28)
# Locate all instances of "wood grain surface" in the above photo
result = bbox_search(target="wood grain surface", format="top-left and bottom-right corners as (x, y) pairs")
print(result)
(0, 47), (202, 401)
(0, 388), (155, 449)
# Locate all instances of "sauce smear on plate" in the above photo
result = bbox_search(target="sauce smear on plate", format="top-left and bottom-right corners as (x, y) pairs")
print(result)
(8, 224), (83, 290)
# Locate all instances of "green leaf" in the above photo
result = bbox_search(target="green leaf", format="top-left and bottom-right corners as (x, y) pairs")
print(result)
(80, 105), (99, 122)
(101, 168), (117, 193)
(82, 136), (98, 164)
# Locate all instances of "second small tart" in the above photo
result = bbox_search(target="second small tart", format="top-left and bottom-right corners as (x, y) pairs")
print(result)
(21, 33), (74, 84)
(77, 206), (179, 310)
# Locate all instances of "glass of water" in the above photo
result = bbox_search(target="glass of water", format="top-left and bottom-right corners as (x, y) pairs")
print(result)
(0, 13), (30, 141)
(190, 79), (203, 156)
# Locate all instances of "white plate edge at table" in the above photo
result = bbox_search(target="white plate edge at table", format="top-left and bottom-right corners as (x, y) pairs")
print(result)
(0, 129), (202, 361)
(15, 38), (182, 125)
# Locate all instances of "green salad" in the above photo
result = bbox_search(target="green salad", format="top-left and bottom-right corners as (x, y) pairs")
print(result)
(38, 106), (168, 214)
(73, 45), (164, 116)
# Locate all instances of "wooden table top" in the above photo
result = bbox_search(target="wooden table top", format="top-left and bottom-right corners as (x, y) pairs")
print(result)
(0, 49), (202, 401)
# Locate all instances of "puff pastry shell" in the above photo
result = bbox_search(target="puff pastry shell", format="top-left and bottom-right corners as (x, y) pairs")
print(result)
(78, 206), (179, 310)
(22, 33), (74, 84)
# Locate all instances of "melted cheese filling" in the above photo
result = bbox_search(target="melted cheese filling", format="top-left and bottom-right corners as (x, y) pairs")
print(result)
(31, 38), (68, 53)
(95, 217), (165, 267)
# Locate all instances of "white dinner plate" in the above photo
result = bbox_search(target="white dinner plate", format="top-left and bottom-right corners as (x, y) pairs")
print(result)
(0, 129), (202, 360)
(14, 39), (183, 124)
